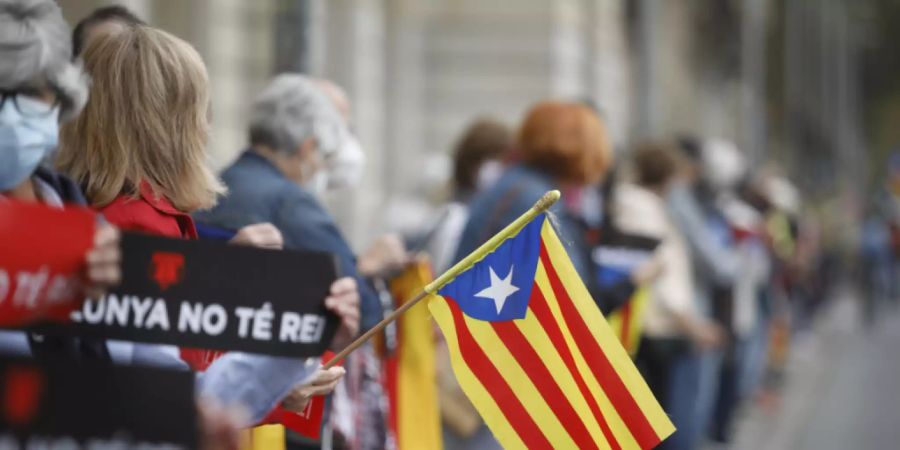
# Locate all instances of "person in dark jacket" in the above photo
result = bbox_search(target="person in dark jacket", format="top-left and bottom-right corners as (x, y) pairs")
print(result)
(194, 74), (389, 333)
(194, 75), (401, 448)
(0, 0), (120, 355)
(450, 100), (613, 450)
(455, 101), (613, 286)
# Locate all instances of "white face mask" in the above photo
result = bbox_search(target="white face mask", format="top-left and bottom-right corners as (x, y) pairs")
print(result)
(307, 171), (329, 194)
(299, 159), (329, 195)
(326, 136), (366, 190)
(475, 160), (503, 191)
(0, 99), (60, 191)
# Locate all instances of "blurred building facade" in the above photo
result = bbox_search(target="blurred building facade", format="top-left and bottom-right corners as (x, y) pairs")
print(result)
(58, 0), (868, 247)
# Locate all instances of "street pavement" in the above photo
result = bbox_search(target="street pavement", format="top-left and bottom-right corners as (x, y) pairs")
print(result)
(729, 291), (900, 450)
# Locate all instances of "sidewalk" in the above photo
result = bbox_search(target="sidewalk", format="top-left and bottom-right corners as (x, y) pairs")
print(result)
(729, 291), (900, 450)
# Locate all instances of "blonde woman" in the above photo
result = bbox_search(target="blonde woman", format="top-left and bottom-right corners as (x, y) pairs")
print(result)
(56, 23), (356, 424)
(58, 24), (221, 237)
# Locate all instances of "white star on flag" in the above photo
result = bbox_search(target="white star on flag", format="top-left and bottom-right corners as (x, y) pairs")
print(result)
(475, 265), (520, 314)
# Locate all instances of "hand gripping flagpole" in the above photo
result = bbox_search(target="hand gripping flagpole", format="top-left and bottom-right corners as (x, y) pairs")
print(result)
(323, 190), (560, 369)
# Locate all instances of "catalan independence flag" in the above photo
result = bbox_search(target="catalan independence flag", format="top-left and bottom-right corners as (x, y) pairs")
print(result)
(428, 214), (675, 449)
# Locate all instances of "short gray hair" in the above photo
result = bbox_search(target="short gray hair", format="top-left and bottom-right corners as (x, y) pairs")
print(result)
(0, 0), (89, 120)
(249, 74), (348, 156)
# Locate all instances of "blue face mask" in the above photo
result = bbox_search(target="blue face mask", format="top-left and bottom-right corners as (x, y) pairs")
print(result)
(0, 98), (60, 191)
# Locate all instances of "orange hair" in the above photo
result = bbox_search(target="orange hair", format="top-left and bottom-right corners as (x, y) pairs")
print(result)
(517, 101), (612, 185)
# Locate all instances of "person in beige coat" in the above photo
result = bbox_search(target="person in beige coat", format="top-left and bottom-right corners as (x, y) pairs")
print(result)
(613, 141), (723, 450)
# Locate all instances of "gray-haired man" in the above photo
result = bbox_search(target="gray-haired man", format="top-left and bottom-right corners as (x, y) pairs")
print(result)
(195, 74), (386, 333)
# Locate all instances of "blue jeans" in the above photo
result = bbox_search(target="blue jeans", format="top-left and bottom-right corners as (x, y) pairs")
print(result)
(696, 349), (724, 443)
(711, 343), (746, 442)
(661, 351), (701, 450)
(740, 312), (770, 399)
(443, 423), (501, 450)
(661, 348), (723, 450)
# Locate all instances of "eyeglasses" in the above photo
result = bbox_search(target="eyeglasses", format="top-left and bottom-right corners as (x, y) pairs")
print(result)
(0, 88), (60, 118)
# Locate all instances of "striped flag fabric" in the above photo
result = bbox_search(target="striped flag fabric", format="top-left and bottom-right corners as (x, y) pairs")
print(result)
(590, 230), (660, 357)
(428, 214), (674, 449)
(606, 287), (651, 357)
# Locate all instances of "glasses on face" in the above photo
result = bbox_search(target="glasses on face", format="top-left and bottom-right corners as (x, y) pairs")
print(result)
(0, 87), (60, 118)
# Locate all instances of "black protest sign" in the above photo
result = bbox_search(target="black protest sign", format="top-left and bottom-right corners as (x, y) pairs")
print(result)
(600, 229), (661, 252)
(591, 229), (661, 286)
(36, 232), (340, 358)
(0, 357), (196, 449)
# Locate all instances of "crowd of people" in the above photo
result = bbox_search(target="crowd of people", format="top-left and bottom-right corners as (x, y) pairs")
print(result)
(860, 153), (900, 324)
(0, 1), (844, 449)
(431, 112), (833, 450)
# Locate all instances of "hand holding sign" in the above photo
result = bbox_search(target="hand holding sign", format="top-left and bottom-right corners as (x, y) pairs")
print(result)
(280, 366), (346, 413)
(83, 224), (122, 301)
(324, 277), (360, 351)
(228, 223), (284, 250)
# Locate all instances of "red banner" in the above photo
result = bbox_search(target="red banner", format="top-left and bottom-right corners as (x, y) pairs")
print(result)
(0, 201), (96, 326)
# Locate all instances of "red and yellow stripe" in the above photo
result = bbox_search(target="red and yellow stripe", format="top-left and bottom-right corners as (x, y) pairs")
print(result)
(606, 287), (650, 356)
(386, 259), (442, 450)
(429, 219), (674, 449)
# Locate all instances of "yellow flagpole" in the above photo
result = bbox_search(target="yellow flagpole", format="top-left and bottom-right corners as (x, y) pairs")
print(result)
(323, 190), (560, 369)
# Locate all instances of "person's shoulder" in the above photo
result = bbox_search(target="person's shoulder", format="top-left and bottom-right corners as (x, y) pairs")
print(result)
(32, 166), (87, 205)
(616, 184), (663, 214)
(505, 171), (553, 212)
(222, 152), (284, 181)
(220, 154), (260, 180)
(613, 184), (668, 236)
(502, 165), (554, 200)
(214, 154), (293, 207)
(615, 183), (655, 202)
(272, 187), (350, 249)
(276, 186), (331, 227)
(223, 156), (298, 201)
(100, 195), (182, 237)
